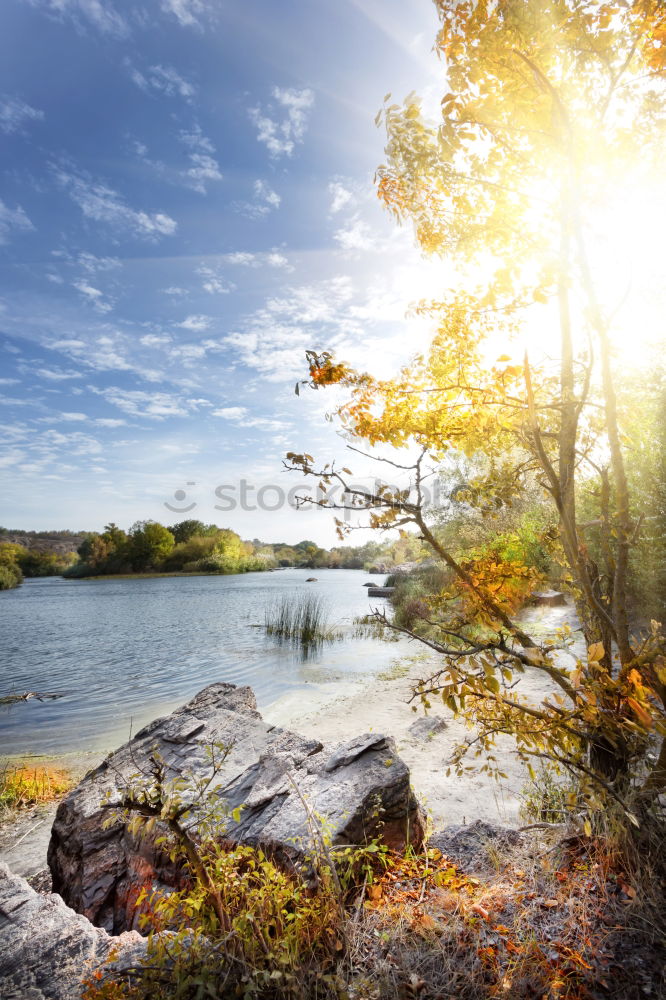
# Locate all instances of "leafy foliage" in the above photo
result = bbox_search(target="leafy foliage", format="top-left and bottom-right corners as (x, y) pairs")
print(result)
(0, 543), (24, 590)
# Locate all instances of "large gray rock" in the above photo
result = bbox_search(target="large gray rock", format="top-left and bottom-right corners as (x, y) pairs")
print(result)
(0, 863), (147, 1000)
(49, 683), (425, 933)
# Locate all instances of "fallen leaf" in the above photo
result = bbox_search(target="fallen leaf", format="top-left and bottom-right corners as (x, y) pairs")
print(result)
(542, 899), (559, 909)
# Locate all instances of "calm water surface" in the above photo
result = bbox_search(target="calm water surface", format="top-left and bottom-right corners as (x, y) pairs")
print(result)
(0, 569), (402, 755)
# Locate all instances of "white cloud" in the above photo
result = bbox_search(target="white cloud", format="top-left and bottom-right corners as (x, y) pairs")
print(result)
(254, 180), (281, 209)
(0, 449), (26, 469)
(169, 343), (207, 360)
(161, 0), (209, 28)
(265, 251), (291, 270)
(162, 286), (188, 296)
(210, 406), (285, 432)
(178, 314), (212, 332)
(40, 428), (102, 457)
(328, 180), (354, 214)
(224, 250), (292, 271)
(223, 275), (358, 381)
(197, 265), (235, 295)
(128, 62), (196, 100)
(334, 216), (379, 253)
(140, 334), (171, 346)
(73, 279), (113, 313)
(95, 417), (126, 427)
(89, 336), (131, 371)
(94, 386), (196, 419)
(249, 86), (314, 158)
(77, 252), (121, 272)
(36, 367), (84, 381)
(0, 95), (44, 134)
(179, 124), (215, 153)
(212, 406), (247, 420)
(234, 179), (282, 219)
(225, 251), (257, 267)
(0, 200), (34, 244)
(49, 338), (86, 350)
(185, 153), (223, 193)
(58, 412), (88, 421)
(47, 332), (132, 373)
(176, 126), (222, 193)
(55, 167), (177, 240)
(26, 0), (128, 36)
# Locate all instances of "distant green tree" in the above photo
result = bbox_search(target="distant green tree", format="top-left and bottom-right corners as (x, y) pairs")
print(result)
(0, 542), (24, 589)
(128, 522), (175, 572)
(76, 534), (112, 572)
(167, 520), (219, 544)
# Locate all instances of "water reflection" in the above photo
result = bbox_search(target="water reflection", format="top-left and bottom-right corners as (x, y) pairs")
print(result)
(0, 569), (402, 755)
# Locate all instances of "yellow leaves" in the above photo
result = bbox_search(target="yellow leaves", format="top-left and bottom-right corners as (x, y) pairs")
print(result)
(486, 676), (501, 696)
(570, 667), (583, 690)
(587, 642), (605, 663)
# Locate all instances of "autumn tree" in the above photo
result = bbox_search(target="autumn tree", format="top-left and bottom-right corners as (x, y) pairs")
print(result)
(289, 1), (666, 820)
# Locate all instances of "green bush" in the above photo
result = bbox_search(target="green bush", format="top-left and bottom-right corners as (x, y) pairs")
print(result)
(0, 563), (22, 590)
(188, 553), (266, 574)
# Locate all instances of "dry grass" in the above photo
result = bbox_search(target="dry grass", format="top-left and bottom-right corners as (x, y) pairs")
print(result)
(0, 761), (72, 817)
(343, 829), (666, 1000)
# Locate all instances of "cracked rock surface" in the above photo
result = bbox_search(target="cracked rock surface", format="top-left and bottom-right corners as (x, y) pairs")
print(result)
(0, 863), (147, 1000)
(49, 683), (425, 933)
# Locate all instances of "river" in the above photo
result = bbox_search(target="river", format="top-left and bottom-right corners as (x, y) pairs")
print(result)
(0, 569), (408, 757)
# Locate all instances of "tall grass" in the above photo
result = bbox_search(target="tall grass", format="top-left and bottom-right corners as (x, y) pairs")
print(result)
(264, 593), (341, 651)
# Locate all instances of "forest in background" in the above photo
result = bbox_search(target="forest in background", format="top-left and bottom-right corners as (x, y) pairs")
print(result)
(0, 518), (431, 585)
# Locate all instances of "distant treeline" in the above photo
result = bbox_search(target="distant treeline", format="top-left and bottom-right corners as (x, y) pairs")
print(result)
(0, 518), (429, 585)
(64, 519), (428, 578)
(0, 528), (83, 538)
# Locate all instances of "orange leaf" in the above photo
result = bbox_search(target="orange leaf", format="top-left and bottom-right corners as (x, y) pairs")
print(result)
(627, 697), (653, 729)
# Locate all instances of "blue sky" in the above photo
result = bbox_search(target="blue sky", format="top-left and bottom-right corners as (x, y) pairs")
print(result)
(0, 0), (453, 544)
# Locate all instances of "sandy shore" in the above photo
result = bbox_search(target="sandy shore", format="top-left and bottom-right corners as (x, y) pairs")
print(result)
(264, 653), (543, 832)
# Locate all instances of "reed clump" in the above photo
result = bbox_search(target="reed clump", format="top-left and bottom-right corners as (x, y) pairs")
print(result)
(264, 593), (341, 649)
